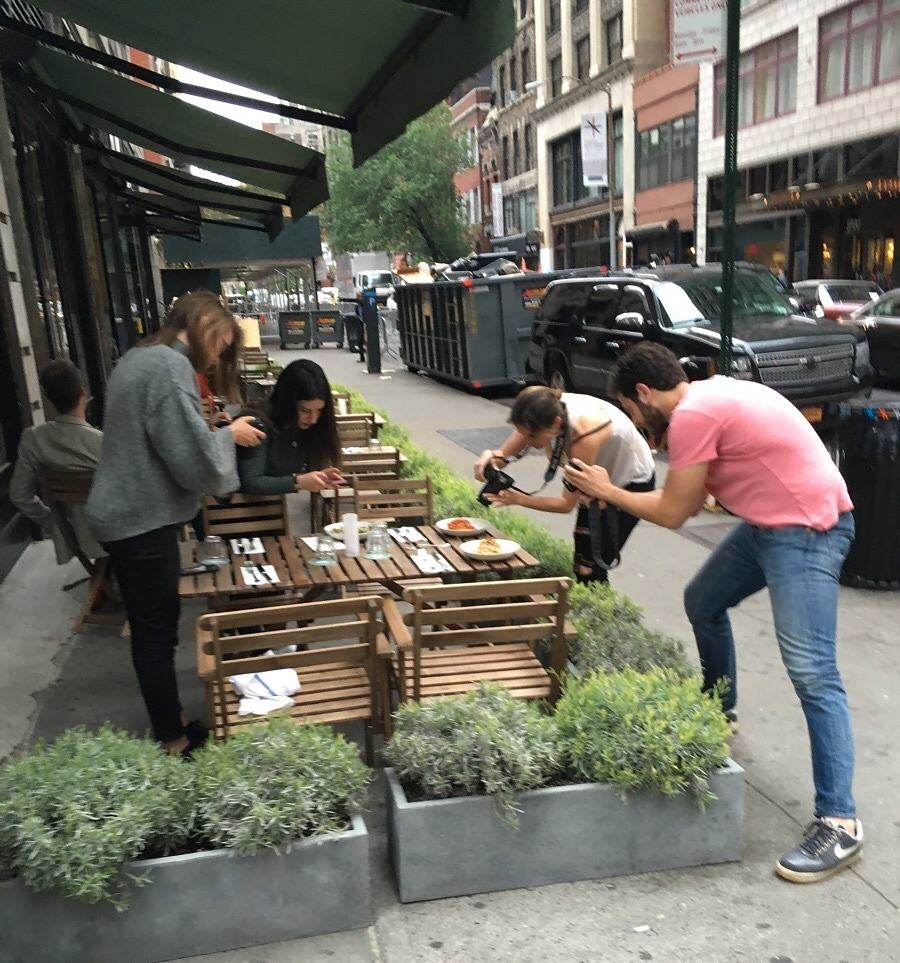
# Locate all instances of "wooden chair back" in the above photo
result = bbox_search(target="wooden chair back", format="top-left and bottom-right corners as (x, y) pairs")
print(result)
(39, 469), (124, 633)
(201, 492), (290, 538)
(336, 412), (375, 448)
(38, 469), (96, 573)
(398, 577), (570, 704)
(197, 596), (385, 756)
(332, 391), (352, 416)
(352, 477), (433, 525)
(340, 448), (401, 481)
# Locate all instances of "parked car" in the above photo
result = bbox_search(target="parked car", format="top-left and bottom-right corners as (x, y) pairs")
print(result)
(793, 279), (882, 320)
(838, 288), (900, 382)
(526, 264), (873, 433)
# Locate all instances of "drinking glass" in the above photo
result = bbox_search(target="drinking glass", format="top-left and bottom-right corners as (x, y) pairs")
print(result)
(310, 532), (338, 567)
(197, 535), (228, 567)
(369, 436), (381, 452)
(364, 521), (392, 560)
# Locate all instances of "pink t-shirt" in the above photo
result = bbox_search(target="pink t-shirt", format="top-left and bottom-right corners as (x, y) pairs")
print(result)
(667, 377), (852, 529)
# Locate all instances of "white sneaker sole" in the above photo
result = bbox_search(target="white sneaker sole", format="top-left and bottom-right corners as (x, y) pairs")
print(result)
(774, 850), (861, 884)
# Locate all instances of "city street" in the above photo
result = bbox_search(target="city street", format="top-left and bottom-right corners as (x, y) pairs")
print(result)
(3, 344), (895, 962)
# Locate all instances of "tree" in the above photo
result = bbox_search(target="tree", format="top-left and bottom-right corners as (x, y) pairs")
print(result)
(321, 105), (473, 263)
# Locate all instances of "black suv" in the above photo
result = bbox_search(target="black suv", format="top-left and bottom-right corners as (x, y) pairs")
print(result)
(526, 264), (872, 430)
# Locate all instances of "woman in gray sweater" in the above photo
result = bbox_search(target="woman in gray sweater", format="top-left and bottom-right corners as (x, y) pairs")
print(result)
(87, 292), (264, 756)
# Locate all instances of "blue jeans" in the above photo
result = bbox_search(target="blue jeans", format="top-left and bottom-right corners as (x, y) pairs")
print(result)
(684, 513), (856, 818)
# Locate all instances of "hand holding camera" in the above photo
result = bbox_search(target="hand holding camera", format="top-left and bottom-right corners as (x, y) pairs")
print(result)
(477, 462), (517, 508)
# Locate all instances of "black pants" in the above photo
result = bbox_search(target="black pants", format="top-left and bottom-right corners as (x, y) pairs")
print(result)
(105, 524), (183, 742)
(573, 474), (656, 583)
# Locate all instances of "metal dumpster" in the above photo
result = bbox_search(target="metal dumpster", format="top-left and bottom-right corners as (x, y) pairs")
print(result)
(395, 270), (591, 390)
(838, 399), (900, 589)
(309, 308), (345, 347)
(278, 310), (312, 349)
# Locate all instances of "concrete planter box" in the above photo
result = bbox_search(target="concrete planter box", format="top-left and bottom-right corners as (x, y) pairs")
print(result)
(386, 763), (744, 903)
(0, 815), (369, 963)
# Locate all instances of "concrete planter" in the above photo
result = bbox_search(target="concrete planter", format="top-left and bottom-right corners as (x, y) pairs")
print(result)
(385, 763), (744, 903)
(0, 815), (369, 963)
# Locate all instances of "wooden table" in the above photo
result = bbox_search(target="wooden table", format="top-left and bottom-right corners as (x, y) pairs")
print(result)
(179, 535), (311, 601)
(179, 525), (537, 604)
(294, 524), (538, 600)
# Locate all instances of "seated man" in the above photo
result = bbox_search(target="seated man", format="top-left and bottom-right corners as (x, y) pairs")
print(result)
(10, 359), (104, 563)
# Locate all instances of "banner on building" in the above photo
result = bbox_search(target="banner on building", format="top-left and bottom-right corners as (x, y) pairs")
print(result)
(491, 182), (504, 238)
(581, 113), (608, 189)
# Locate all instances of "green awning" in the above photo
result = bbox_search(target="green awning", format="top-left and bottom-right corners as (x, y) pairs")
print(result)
(27, 0), (514, 164)
(29, 45), (327, 218)
(92, 149), (288, 237)
(162, 215), (323, 268)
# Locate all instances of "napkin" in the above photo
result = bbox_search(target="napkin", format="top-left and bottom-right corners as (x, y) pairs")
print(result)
(230, 661), (300, 717)
(230, 537), (264, 555)
(410, 549), (454, 575)
(240, 564), (279, 586)
(301, 536), (346, 551)
(389, 527), (427, 544)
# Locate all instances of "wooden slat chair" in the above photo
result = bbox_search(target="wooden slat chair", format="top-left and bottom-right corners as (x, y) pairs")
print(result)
(380, 577), (571, 735)
(352, 476), (434, 526)
(313, 448), (403, 529)
(196, 596), (388, 762)
(331, 391), (352, 416)
(38, 469), (124, 634)
(336, 412), (376, 449)
(201, 493), (290, 539)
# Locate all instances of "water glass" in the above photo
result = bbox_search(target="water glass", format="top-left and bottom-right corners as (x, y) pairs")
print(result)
(364, 522), (392, 560)
(310, 532), (338, 567)
(369, 436), (382, 452)
(198, 535), (228, 568)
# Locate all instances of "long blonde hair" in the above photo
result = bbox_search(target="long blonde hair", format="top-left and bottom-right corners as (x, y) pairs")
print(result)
(144, 291), (243, 401)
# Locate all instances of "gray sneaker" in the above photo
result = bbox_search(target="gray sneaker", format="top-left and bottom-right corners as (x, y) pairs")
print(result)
(775, 818), (863, 883)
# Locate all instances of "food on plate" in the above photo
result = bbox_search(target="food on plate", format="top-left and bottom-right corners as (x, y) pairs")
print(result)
(473, 536), (504, 556)
(324, 520), (373, 538)
(447, 517), (477, 532)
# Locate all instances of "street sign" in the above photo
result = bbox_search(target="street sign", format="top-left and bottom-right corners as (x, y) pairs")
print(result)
(581, 113), (608, 189)
(672, 0), (727, 63)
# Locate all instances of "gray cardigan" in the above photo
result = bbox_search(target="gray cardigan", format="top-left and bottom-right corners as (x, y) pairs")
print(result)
(87, 343), (238, 543)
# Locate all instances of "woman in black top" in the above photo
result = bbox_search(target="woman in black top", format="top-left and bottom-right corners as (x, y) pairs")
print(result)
(238, 360), (345, 495)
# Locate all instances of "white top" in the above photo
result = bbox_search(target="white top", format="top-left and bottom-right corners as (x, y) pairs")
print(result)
(562, 393), (655, 488)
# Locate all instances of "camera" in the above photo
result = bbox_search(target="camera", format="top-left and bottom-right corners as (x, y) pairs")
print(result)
(478, 463), (516, 508)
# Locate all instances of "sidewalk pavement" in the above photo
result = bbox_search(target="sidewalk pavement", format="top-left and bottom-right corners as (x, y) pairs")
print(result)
(0, 343), (896, 963)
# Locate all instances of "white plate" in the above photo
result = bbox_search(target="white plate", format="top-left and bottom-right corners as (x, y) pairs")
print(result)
(435, 517), (490, 537)
(324, 521), (374, 539)
(458, 537), (520, 562)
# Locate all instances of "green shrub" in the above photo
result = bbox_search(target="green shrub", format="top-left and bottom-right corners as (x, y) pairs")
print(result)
(0, 726), (196, 908)
(191, 719), (369, 855)
(568, 583), (691, 675)
(555, 668), (730, 807)
(385, 683), (560, 825)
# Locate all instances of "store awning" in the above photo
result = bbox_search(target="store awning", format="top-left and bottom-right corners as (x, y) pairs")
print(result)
(27, 45), (327, 220)
(162, 215), (323, 269)
(27, 0), (514, 165)
(91, 149), (288, 239)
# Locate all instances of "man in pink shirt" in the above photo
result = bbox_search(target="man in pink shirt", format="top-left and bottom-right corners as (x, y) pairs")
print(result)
(564, 343), (860, 885)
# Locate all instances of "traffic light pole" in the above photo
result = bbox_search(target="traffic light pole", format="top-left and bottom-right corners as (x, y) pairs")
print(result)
(718, 0), (741, 375)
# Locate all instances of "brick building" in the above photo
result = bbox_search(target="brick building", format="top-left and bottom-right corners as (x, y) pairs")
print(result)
(696, 0), (899, 285)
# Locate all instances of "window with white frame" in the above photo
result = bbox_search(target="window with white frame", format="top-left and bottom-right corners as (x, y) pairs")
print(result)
(818, 0), (900, 102)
